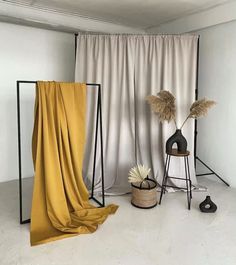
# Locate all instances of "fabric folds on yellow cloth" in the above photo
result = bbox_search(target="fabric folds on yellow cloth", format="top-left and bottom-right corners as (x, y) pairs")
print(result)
(31, 81), (118, 246)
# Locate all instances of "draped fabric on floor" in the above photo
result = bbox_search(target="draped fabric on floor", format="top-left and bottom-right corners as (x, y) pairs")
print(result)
(75, 34), (199, 193)
(30, 81), (118, 246)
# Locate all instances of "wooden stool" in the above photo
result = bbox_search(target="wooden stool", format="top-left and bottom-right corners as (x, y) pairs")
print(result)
(159, 148), (192, 210)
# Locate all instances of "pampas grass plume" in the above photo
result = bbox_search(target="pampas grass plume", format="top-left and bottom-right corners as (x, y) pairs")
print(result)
(189, 98), (216, 118)
(146, 90), (176, 124)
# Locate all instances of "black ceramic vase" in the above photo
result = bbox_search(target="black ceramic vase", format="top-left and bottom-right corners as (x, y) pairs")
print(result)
(166, 129), (187, 154)
(199, 196), (217, 213)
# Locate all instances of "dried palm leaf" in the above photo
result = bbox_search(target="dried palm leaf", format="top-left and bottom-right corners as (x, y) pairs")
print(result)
(146, 90), (176, 125)
(128, 164), (151, 183)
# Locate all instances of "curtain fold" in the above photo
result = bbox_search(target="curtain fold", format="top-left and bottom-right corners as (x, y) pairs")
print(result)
(75, 35), (136, 192)
(31, 81), (118, 246)
(75, 34), (199, 192)
(134, 35), (198, 187)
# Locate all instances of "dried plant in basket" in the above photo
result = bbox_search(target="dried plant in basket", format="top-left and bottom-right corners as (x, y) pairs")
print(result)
(128, 164), (151, 184)
(129, 165), (157, 209)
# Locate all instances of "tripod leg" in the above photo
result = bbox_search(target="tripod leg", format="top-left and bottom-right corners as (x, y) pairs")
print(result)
(163, 155), (170, 194)
(196, 156), (230, 187)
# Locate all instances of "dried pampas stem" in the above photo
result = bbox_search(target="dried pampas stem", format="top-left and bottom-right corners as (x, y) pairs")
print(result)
(146, 90), (177, 128)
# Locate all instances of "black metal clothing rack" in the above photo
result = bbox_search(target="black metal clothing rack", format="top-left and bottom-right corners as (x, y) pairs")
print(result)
(17, 80), (105, 224)
(194, 37), (229, 187)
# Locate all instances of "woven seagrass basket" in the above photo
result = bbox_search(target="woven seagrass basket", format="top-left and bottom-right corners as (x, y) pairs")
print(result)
(131, 177), (157, 209)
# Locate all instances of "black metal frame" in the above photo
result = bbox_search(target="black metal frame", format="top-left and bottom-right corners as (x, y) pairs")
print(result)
(194, 37), (230, 187)
(159, 153), (192, 210)
(17, 80), (105, 224)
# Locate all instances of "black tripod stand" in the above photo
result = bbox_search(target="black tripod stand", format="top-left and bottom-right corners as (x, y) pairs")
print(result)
(194, 37), (229, 187)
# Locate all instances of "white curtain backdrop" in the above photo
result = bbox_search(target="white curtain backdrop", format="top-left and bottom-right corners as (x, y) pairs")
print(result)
(75, 34), (199, 193)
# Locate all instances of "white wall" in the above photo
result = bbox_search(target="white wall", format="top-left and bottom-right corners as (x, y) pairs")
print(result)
(147, 1), (236, 34)
(196, 21), (236, 187)
(0, 22), (74, 183)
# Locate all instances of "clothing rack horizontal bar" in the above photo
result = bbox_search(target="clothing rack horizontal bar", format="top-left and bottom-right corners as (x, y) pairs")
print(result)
(16, 80), (100, 86)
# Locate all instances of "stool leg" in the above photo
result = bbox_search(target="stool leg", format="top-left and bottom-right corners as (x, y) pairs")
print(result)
(184, 157), (191, 210)
(186, 157), (192, 199)
(189, 180), (192, 199)
(159, 155), (169, 204)
(163, 155), (170, 194)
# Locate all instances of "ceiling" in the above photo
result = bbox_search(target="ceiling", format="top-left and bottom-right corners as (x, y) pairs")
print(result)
(2, 0), (233, 30)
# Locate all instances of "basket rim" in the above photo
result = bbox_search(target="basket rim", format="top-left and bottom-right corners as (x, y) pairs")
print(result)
(131, 201), (157, 209)
(131, 178), (157, 190)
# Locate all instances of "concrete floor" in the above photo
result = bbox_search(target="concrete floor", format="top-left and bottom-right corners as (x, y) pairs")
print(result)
(0, 176), (236, 265)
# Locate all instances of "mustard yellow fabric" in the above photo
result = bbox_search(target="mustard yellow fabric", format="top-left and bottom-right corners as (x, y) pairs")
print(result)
(31, 81), (118, 246)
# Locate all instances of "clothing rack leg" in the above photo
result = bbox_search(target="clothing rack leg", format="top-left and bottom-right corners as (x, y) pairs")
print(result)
(99, 85), (105, 206)
(17, 81), (23, 224)
(90, 87), (100, 199)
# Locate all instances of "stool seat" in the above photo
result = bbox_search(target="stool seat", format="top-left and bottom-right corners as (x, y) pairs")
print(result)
(159, 149), (192, 210)
(166, 148), (190, 156)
